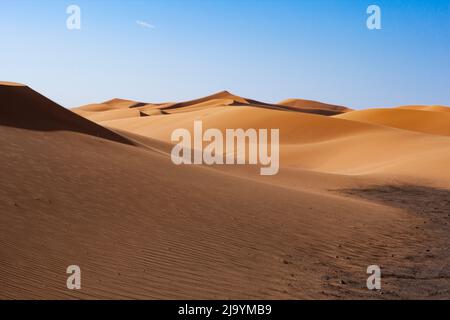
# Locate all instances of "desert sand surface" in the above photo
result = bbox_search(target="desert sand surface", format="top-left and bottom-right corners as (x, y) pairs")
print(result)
(1, 83), (449, 299)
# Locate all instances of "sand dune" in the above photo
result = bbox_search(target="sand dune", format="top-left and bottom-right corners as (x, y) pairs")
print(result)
(75, 98), (149, 112)
(162, 90), (249, 109)
(0, 116), (442, 300)
(278, 98), (352, 115)
(0, 90), (415, 299)
(0, 82), (133, 145)
(397, 105), (450, 113)
(73, 91), (354, 121)
(99, 105), (450, 183)
(335, 108), (450, 137)
(100, 105), (376, 144)
(73, 91), (450, 184)
(1, 84), (450, 299)
(79, 108), (148, 122)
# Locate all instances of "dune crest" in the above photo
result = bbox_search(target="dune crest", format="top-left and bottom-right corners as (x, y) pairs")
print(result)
(0, 81), (26, 86)
(162, 90), (249, 109)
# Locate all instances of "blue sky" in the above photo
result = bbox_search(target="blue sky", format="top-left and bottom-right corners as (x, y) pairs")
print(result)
(1, 0), (449, 108)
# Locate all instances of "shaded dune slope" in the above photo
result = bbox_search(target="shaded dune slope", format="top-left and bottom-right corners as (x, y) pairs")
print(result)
(0, 82), (133, 145)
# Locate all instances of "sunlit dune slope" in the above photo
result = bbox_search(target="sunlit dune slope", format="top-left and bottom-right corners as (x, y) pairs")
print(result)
(101, 106), (375, 144)
(72, 90), (450, 182)
(101, 106), (450, 181)
(0, 109), (409, 299)
(335, 108), (450, 137)
(0, 82), (132, 145)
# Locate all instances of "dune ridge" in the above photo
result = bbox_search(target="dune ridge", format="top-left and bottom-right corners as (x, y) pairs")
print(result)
(73, 90), (357, 121)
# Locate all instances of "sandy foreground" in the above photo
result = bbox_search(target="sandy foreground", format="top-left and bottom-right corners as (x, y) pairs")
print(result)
(1, 82), (449, 299)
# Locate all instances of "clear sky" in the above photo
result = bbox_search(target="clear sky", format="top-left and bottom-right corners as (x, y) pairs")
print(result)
(1, 0), (449, 109)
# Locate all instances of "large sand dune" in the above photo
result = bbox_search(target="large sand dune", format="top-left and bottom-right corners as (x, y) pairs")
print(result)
(1, 84), (449, 299)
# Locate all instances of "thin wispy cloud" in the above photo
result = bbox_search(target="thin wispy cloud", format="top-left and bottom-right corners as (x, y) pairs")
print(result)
(136, 20), (155, 29)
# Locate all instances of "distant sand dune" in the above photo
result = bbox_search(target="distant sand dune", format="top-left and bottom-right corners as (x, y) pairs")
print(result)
(162, 90), (249, 109)
(73, 93), (450, 183)
(99, 105), (450, 183)
(397, 105), (450, 113)
(335, 108), (450, 137)
(278, 98), (353, 115)
(73, 91), (355, 120)
(73, 99), (156, 115)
